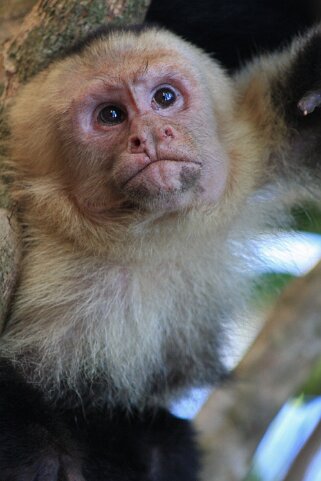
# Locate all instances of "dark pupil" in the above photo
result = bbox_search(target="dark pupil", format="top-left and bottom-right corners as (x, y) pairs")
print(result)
(98, 106), (124, 125)
(154, 88), (176, 108)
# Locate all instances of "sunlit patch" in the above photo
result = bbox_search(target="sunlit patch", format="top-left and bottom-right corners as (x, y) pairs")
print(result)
(253, 232), (321, 275)
(245, 397), (321, 481)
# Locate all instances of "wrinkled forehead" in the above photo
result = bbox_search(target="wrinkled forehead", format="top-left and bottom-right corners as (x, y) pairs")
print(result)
(49, 30), (205, 104)
(77, 30), (199, 81)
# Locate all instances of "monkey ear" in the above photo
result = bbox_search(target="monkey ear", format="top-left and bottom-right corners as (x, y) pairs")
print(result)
(297, 89), (321, 116)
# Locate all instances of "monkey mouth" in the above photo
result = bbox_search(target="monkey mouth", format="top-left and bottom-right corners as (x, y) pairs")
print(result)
(122, 159), (202, 190)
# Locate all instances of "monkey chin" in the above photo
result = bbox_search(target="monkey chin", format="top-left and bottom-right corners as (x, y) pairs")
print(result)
(121, 160), (202, 212)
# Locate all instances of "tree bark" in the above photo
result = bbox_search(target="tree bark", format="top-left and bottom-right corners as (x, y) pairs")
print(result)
(0, 0), (150, 330)
(196, 260), (321, 481)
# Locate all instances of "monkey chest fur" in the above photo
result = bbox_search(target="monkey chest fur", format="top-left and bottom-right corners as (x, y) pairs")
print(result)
(2, 230), (242, 407)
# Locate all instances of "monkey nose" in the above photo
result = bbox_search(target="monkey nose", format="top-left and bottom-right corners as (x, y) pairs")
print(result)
(162, 126), (175, 139)
(128, 134), (146, 153)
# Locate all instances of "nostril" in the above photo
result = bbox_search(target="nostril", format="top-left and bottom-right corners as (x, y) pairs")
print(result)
(164, 127), (174, 138)
(129, 136), (142, 151)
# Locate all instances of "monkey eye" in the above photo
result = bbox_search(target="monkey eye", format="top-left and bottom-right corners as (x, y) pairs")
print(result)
(97, 105), (126, 125)
(153, 87), (177, 108)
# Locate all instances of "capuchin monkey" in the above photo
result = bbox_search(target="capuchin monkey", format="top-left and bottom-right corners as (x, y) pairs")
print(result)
(146, 0), (321, 70)
(2, 23), (321, 480)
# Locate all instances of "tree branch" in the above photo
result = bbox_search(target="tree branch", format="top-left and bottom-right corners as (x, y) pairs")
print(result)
(196, 261), (321, 480)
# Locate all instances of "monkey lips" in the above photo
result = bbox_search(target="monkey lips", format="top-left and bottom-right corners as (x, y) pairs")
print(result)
(117, 156), (202, 210)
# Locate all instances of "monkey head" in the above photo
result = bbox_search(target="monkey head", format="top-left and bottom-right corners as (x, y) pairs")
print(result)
(10, 27), (234, 222)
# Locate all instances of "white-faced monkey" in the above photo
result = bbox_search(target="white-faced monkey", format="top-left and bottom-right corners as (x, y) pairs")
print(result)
(2, 24), (321, 480)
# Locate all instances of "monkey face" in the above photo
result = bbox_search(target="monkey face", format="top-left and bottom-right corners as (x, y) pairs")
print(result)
(60, 31), (231, 214)
(9, 29), (233, 221)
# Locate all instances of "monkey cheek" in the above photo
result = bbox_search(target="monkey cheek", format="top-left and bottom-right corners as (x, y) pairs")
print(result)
(123, 161), (202, 210)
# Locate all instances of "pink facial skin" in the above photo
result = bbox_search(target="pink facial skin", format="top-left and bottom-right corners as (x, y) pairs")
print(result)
(69, 56), (229, 215)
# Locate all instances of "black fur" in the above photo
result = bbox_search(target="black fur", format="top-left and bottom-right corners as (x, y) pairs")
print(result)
(146, 0), (319, 71)
(69, 408), (200, 481)
(0, 361), (200, 481)
(273, 32), (321, 125)
(270, 30), (321, 172)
